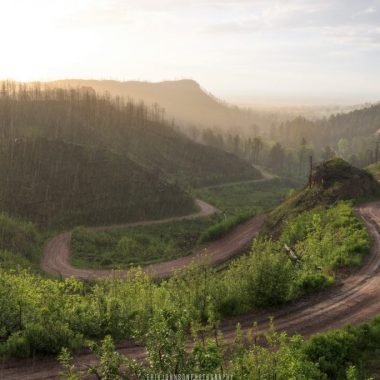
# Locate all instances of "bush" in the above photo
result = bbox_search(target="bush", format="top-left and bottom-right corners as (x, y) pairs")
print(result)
(0, 332), (30, 358)
(0, 213), (40, 268)
(198, 211), (253, 243)
(303, 325), (369, 379)
(294, 272), (333, 296)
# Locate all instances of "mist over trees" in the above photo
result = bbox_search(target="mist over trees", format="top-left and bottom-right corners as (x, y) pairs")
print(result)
(4, 79), (379, 184)
(193, 103), (380, 180)
(0, 81), (261, 226)
(48, 79), (380, 181)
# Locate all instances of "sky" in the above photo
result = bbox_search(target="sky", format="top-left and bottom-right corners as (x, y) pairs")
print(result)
(1, 0), (380, 105)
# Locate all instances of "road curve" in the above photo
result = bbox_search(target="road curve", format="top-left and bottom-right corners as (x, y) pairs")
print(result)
(3, 202), (380, 379)
(198, 164), (276, 190)
(41, 199), (265, 280)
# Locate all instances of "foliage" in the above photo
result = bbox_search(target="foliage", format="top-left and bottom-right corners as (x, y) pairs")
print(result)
(0, 201), (368, 359)
(230, 323), (322, 379)
(282, 202), (369, 271)
(0, 81), (260, 191)
(193, 178), (299, 215)
(0, 138), (196, 227)
(0, 212), (42, 270)
(71, 217), (213, 268)
(71, 177), (298, 270)
(198, 211), (254, 243)
(58, 320), (323, 380)
(366, 161), (380, 181)
(216, 239), (295, 315)
(265, 158), (380, 235)
(303, 316), (380, 379)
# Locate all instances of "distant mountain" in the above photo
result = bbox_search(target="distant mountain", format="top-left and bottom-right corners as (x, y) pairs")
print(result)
(50, 79), (255, 130)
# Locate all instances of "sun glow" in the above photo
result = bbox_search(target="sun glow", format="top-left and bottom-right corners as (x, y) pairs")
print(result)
(0, 0), (104, 81)
(1, 0), (379, 102)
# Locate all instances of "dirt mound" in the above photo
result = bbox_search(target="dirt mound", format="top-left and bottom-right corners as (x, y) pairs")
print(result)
(265, 158), (380, 234)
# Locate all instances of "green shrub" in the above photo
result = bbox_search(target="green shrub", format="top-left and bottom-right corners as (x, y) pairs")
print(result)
(0, 213), (41, 269)
(198, 211), (253, 243)
(303, 325), (370, 379)
(294, 272), (333, 296)
(0, 332), (30, 358)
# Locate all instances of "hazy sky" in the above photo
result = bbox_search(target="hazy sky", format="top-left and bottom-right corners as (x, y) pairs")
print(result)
(1, 0), (380, 104)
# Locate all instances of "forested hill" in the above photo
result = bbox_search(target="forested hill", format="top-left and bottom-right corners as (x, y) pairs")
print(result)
(0, 139), (195, 227)
(277, 103), (380, 154)
(0, 82), (260, 186)
(0, 82), (260, 226)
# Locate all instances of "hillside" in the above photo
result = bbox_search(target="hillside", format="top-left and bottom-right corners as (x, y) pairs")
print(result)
(0, 82), (260, 188)
(49, 79), (262, 131)
(265, 158), (380, 234)
(275, 103), (380, 165)
(0, 138), (195, 227)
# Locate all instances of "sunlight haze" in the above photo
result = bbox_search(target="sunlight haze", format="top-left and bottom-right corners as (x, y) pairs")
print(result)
(1, 0), (380, 104)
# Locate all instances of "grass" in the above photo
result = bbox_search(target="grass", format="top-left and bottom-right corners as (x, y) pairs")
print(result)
(198, 211), (254, 243)
(0, 212), (45, 272)
(71, 217), (216, 269)
(71, 176), (301, 269)
(367, 161), (380, 181)
(193, 178), (299, 215)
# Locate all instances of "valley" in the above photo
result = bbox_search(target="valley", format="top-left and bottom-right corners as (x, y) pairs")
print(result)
(1, 84), (380, 379)
(3, 2), (380, 378)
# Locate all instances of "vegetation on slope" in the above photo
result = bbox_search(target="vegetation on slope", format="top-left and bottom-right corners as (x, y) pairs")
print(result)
(265, 158), (380, 234)
(366, 161), (380, 181)
(194, 178), (298, 214)
(0, 202), (368, 360)
(0, 138), (195, 227)
(0, 82), (261, 187)
(0, 213), (41, 270)
(71, 217), (214, 269)
(190, 100), (380, 183)
(58, 312), (380, 380)
(71, 176), (296, 269)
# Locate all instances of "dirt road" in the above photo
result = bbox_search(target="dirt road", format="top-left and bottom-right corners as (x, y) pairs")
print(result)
(198, 164), (276, 190)
(42, 166), (277, 281)
(41, 199), (266, 280)
(3, 202), (380, 379)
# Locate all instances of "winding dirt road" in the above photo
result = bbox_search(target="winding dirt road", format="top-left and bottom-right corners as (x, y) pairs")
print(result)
(0, 194), (380, 380)
(42, 165), (277, 281)
(41, 199), (266, 280)
(3, 202), (380, 379)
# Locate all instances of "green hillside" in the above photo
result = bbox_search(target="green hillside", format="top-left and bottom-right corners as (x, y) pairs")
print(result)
(265, 158), (380, 234)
